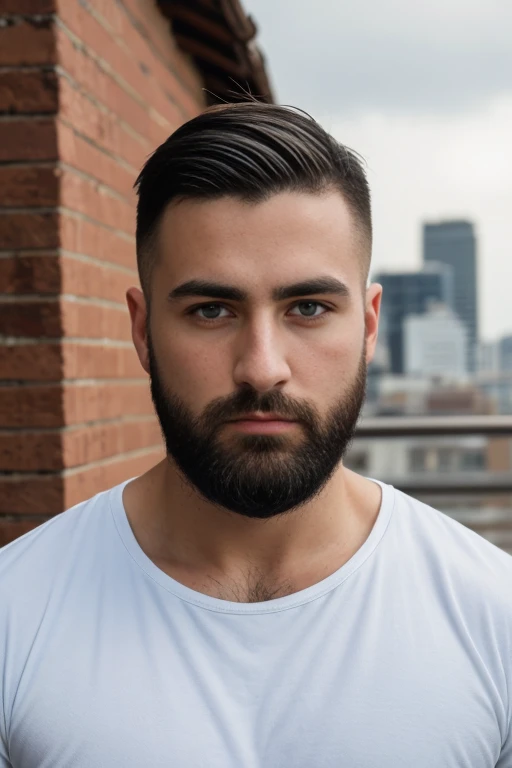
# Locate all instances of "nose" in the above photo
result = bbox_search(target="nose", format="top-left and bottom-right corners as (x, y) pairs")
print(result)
(232, 321), (291, 393)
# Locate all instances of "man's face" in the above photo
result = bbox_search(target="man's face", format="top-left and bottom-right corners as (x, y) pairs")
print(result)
(132, 191), (381, 518)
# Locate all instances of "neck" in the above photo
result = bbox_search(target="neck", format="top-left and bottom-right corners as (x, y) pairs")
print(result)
(123, 459), (381, 601)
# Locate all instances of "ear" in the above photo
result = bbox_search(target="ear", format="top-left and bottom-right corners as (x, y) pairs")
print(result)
(364, 283), (382, 364)
(126, 287), (150, 375)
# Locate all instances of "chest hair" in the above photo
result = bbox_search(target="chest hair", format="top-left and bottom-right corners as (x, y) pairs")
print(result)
(203, 569), (295, 603)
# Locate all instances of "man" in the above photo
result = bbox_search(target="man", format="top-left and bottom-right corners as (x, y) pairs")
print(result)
(1, 103), (511, 767)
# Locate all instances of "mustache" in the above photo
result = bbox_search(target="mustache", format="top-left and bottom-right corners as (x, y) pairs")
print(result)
(199, 388), (319, 427)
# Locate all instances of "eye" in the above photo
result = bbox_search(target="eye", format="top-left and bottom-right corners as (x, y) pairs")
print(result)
(288, 301), (330, 319)
(190, 303), (233, 322)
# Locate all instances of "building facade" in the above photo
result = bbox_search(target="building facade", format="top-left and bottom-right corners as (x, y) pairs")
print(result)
(0, 0), (273, 546)
(404, 304), (468, 378)
(477, 340), (501, 374)
(423, 221), (478, 371)
(375, 263), (453, 374)
(499, 335), (512, 373)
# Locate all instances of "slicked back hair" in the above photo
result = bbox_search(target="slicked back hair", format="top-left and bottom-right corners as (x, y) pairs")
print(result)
(134, 102), (372, 298)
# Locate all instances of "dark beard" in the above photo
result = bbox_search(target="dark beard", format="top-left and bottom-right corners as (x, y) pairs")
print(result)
(147, 337), (367, 519)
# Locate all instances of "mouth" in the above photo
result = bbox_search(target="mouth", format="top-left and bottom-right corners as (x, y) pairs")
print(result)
(229, 413), (294, 422)
(226, 413), (298, 434)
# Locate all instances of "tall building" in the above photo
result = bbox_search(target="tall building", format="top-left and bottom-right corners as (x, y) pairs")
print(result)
(375, 263), (453, 374)
(499, 335), (512, 373)
(423, 221), (478, 370)
(477, 340), (500, 374)
(404, 303), (468, 378)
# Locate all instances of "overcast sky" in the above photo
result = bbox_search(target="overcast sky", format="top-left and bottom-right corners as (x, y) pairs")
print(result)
(243, 0), (512, 340)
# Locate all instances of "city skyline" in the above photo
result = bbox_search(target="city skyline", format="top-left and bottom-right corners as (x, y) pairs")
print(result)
(375, 265), (453, 374)
(243, 0), (512, 341)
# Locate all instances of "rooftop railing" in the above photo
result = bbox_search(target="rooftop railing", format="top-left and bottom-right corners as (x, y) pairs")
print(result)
(351, 414), (512, 554)
(356, 414), (512, 438)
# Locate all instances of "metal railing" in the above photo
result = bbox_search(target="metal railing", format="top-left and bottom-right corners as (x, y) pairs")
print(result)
(356, 414), (512, 438)
(354, 414), (512, 493)
(352, 414), (512, 552)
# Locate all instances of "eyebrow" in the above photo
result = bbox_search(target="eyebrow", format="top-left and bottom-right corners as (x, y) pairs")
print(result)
(168, 276), (351, 303)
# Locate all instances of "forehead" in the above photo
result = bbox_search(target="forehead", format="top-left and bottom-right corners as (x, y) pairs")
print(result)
(156, 190), (363, 290)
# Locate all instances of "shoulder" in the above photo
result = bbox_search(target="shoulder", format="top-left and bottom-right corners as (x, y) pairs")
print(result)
(391, 486), (512, 565)
(387, 488), (512, 742)
(0, 483), (127, 746)
(0, 483), (121, 602)
(0, 483), (124, 693)
(389, 486), (512, 612)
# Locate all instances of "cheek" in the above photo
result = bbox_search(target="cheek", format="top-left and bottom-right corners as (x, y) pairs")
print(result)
(307, 314), (364, 366)
(293, 331), (363, 399)
(154, 332), (231, 398)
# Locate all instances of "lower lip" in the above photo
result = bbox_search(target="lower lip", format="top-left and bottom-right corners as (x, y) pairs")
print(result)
(228, 420), (297, 434)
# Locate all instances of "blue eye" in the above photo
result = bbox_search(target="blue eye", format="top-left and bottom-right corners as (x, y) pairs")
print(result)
(289, 302), (329, 318)
(194, 304), (231, 320)
(189, 301), (331, 324)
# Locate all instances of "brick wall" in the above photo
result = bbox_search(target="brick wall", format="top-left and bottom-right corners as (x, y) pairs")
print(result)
(0, 0), (206, 545)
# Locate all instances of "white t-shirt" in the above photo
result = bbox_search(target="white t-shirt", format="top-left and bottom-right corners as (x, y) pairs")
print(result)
(1, 479), (512, 767)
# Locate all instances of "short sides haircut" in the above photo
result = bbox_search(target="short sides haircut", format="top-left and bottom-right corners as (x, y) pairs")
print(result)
(134, 102), (372, 297)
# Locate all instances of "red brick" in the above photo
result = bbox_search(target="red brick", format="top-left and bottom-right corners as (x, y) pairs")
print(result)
(0, 383), (64, 428)
(60, 300), (132, 341)
(56, 3), (197, 132)
(0, 417), (160, 471)
(0, 342), (142, 381)
(0, 118), (58, 162)
(59, 76), (148, 171)
(0, 253), (61, 294)
(0, 472), (64, 515)
(59, 212), (136, 269)
(58, 120), (136, 198)
(0, 299), (62, 337)
(0, 251), (133, 310)
(0, 447), (165, 519)
(0, 70), (59, 114)
(0, 165), (59, 207)
(0, 0), (203, 533)
(56, 25), (180, 147)
(60, 168), (134, 236)
(0, 445), (164, 516)
(60, 255), (138, 304)
(0, 17), (56, 66)
(126, 0), (204, 106)
(77, 0), (203, 112)
(0, 212), (59, 249)
(0, 0), (56, 11)
(63, 381), (152, 425)
(0, 429), (61, 471)
(61, 342), (143, 380)
(63, 418), (160, 467)
(0, 380), (152, 429)
(0, 342), (62, 381)
(63, 446), (164, 508)
(0, 519), (48, 548)
(1, 297), (131, 343)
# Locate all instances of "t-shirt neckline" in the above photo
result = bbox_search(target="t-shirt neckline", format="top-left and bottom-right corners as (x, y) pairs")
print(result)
(110, 477), (395, 615)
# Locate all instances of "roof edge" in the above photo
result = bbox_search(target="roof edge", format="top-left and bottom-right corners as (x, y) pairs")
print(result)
(157, 0), (275, 105)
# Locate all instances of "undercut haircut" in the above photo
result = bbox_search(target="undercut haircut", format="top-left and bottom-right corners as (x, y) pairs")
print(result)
(134, 102), (372, 298)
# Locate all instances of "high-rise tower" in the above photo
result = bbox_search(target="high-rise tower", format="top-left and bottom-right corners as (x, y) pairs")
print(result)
(423, 221), (478, 370)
